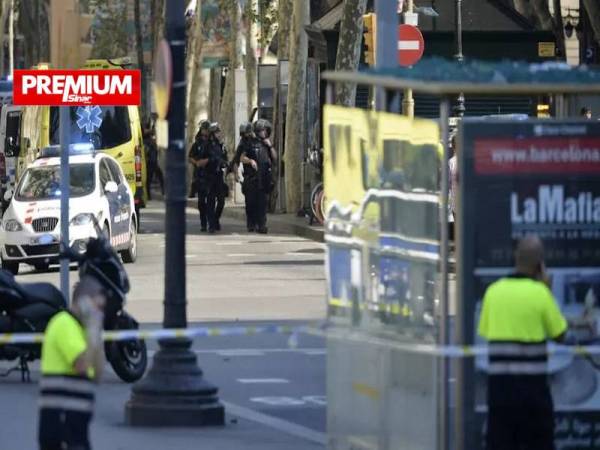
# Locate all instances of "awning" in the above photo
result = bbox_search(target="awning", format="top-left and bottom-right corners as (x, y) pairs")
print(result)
(323, 57), (600, 95)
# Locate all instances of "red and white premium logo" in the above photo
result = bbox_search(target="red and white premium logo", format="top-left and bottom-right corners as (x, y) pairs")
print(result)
(12, 69), (141, 106)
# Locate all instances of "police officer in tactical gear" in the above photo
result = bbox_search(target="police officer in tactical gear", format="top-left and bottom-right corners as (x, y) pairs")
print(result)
(240, 119), (277, 234)
(209, 122), (229, 231)
(188, 120), (212, 232)
(234, 122), (256, 231)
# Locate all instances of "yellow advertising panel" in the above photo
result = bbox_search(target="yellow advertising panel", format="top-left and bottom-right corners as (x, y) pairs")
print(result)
(323, 105), (442, 332)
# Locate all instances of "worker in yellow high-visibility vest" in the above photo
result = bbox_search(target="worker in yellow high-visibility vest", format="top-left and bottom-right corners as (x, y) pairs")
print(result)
(478, 235), (567, 450)
(38, 276), (106, 450)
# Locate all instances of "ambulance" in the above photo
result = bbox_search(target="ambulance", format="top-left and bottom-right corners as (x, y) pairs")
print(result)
(15, 59), (147, 218)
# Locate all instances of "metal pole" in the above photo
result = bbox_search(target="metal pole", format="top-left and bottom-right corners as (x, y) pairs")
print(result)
(375, 0), (397, 108)
(454, 0), (465, 117)
(439, 97), (451, 450)
(162, 4), (187, 330)
(402, 0), (415, 118)
(8, 0), (14, 78)
(59, 108), (70, 304)
(126, 0), (224, 426)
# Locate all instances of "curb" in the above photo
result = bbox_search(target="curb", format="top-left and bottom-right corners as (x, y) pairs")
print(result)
(186, 198), (324, 242)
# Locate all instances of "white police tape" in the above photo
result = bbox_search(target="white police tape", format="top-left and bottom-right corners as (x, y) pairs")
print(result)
(1, 325), (599, 359)
(317, 327), (600, 358)
(0, 324), (308, 346)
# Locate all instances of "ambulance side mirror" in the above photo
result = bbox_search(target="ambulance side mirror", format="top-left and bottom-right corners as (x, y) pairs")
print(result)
(3, 188), (13, 202)
(5, 137), (18, 157)
(104, 181), (118, 194)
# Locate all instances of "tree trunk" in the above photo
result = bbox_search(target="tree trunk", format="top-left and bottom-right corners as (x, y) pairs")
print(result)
(209, 68), (222, 120)
(529, 0), (554, 30)
(583, 0), (600, 46)
(334, 0), (368, 106)
(530, 0), (566, 59)
(245, 0), (258, 118)
(270, 0), (292, 212)
(186, 0), (204, 153)
(134, 0), (147, 118)
(283, 0), (310, 214)
(551, 0), (566, 59)
(218, 0), (243, 157)
(0, 0), (9, 76)
(185, 3), (195, 116)
(512, 0), (536, 25)
(150, 0), (166, 57)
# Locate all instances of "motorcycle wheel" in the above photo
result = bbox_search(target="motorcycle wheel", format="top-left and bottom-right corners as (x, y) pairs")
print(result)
(106, 338), (148, 383)
(1, 259), (19, 275)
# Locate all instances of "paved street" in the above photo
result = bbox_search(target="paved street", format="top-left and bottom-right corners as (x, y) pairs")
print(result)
(15, 201), (327, 323)
(0, 201), (328, 449)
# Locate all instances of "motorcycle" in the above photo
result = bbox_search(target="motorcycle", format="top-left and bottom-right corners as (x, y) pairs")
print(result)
(0, 221), (147, 383)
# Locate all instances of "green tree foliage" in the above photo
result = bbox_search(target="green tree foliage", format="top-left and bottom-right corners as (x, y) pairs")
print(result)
(90, 0), (129, 59)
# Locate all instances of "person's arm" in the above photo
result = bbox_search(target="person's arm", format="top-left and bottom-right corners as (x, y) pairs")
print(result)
(477, 291), (490, 340)
(196, 157), (210, 168)
(263, 138), (277, 161)
(73, 328), (104, 380)
(241, 153), (257, 170)
(541, 285), (568, 343)
(188, 145), (198, 167)
(73, 306), (105, 380)
(189, 146), (210, 168)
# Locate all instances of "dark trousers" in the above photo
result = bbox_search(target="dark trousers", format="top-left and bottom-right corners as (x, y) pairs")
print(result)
(197, 187), (208, 229)
(487, 405), (554, 450)
(216, 193), (225, 223)
(147, 163), (164, 198)
(486, 376), (555, 450)
(245, 187), (267, 230)
(39, 408), (92, 450)
(206, 186), (219, 231)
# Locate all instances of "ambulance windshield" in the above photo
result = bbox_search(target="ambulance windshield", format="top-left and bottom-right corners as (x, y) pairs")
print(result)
(49, 106), (132, 150)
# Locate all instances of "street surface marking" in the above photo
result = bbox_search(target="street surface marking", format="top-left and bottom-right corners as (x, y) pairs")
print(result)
(217, 349), (265, 356)
(227, 253), (255, 257)
(302, 349), (327, 356)
(185, 254), (197, 258)
(147, 348), (326, 357)
(223, 401), (327, 445)
(215, 241), (243, 246)
(238, 378), (290, 384)
(250, 395), (327, 407)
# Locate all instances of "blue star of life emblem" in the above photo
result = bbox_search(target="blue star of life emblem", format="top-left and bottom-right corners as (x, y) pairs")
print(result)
(76, 106), (103, 133)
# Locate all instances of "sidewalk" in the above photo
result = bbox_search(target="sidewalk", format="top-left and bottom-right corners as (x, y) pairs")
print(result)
(186, 198), (324, 242)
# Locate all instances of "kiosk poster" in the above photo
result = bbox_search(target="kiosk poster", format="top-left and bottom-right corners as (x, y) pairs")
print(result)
(460, 120), (600, 449)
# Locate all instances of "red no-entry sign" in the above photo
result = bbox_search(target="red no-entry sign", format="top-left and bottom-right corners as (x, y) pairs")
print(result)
(398, 24), (425, 67)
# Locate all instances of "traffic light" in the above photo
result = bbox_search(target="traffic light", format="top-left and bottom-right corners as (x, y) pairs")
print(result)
(363, 13), (377, 66)
(50, 0), (93, 68)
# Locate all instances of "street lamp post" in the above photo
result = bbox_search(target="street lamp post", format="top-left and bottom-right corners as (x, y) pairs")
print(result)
(454, 0), (465, 117)
(125, 0), (225, 426)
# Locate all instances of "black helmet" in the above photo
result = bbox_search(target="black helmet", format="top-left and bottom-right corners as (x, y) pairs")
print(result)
(239, 121), (252, 136)
(209, 122), (221, 133)
(79, 237), (130, 308)
(253, 119), (272, 136)
(253, 119), (266, 133)
(199, 120), (211, 131)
